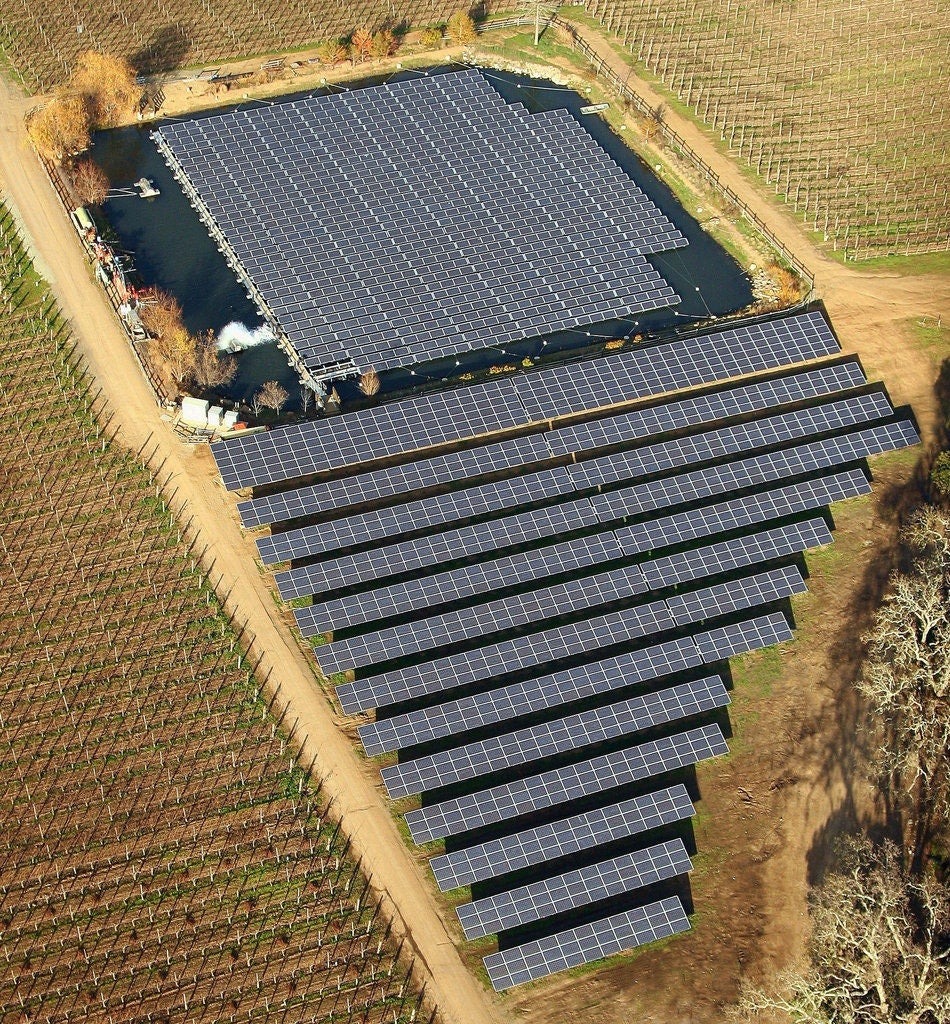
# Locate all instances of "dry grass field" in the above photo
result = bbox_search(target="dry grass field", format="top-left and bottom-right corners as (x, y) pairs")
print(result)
(0, 202), (435, 1024)
(583, 0), (949, 260)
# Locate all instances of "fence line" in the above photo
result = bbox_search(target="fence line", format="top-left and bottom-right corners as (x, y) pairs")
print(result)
(481, 13), (815, 293)
(41, 157), (174, 407)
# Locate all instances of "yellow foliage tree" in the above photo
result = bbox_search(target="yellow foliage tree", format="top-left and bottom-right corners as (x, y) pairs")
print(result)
(349, 28), (374, 64)
(27, 88), (91, 161)
(150, 324), (197, 385)
(447, 11), (477, 44)
(370, 29), (397, 60)
(71, 51), (140, 129)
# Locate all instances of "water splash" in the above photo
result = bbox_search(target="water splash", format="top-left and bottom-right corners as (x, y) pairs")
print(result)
(217, 321), (276, 353)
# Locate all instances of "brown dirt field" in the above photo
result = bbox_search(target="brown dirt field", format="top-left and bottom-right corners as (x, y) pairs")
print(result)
(3, 17), (950, 1021)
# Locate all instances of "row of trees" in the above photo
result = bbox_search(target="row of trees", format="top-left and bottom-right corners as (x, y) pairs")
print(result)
(27, 51), (140, 161)
(737, 505), (950, 1021)
(140, 290), (292, 419)
(313, 11), (475, 65)
(139, 290), (236, 394)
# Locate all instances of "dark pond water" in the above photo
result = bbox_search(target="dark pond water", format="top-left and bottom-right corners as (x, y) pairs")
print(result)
(92, 65), (754, 411)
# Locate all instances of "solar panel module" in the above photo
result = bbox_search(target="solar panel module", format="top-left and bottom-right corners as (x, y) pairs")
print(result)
(154, 69), (686, 381)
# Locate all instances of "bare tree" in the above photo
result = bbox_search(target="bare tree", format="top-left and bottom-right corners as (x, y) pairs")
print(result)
(859, 506), (950, 874)
(254, 380), (289, 417)
(189, 330), (237, 391)
(734, 838), (950, 1024)
(71, 158), (110, 205)
(299, 386), (313, 415)
(358, 367), (381, 396)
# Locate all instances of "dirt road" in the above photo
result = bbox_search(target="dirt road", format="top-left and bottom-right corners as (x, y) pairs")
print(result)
(564, 18), (950, 437)
(2, 25), (948, 1023)
(0, 76), (512, 1024)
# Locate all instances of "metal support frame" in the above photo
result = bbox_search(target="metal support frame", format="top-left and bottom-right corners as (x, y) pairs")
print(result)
(151, 132), (360, 392)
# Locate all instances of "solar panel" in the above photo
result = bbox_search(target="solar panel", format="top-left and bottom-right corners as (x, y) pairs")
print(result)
(157, 68), (685, 385)
(515, 309), (841, 420)
(611, 472), (854, 558)
(335, 597), (676, 713)
(299, 530), (625, 634)
(257, 466), (573, 565)
(404, 723), (728, 844)
(239, 433), (552, 527)
(430, 784), (695, 891)
(260, 416), (909, 567)
(275, 495), (602, 600)
(317, 564), (653, 672)
(483, 896), (690, 990)
(380, 677), (728, 798)
(359, 636), (702, 756)
(693, 611), (793, 661)
(212, 377), (527, 490)
(568, 392), (895, 490)
(544, 359), (865, 455)
(458, 838), (692, 940)
(641, 519), (831, 591)
(667, 564), (806, 625)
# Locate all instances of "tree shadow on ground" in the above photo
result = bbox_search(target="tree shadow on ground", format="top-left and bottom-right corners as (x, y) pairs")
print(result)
(131, 25), (191, 76)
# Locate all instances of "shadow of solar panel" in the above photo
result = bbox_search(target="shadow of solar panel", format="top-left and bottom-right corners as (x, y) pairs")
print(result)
(458, 838), (692, 940)
(430, 784), (695, 891)
(404, 722), (727, 844)
(381, 676), (728, 798)
(515, 309), (841, 420)
(483, 896), (690, 990)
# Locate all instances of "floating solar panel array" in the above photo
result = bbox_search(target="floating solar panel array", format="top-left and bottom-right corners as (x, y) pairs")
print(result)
(154, 69), (686, 382)
(210, 307), (919, 989)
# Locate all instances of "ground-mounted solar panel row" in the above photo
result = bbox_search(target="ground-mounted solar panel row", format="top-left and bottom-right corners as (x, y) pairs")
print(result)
(458, 838), (693, 940)
(241, 354), (863, 526)
(335, 564), (804, 714)
(256, 386), (889, 567)
(214, 307), (843, 492)
(380, 677), (730, 799)
(258, 418), (914, 569)
(430, 784), (696, 892)
(211, 303), (918, 988)
(483, 896), (691, 991)
(315, 533), (812, 676)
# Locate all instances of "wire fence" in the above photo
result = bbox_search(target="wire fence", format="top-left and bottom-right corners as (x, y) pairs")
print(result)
(482, 12), (815, 293)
